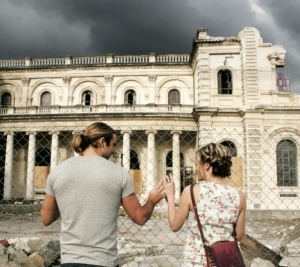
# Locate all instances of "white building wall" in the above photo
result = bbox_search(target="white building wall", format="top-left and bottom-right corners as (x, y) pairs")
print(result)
(1, 27), (300, 211)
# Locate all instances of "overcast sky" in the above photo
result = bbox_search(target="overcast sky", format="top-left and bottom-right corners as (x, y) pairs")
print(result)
(1, 0), (299, 92)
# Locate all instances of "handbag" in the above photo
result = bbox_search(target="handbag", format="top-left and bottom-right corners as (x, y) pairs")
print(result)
(190, 183), (245, 267)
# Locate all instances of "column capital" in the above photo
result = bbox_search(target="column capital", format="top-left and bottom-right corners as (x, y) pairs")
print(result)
(170, 130), (182, 135)
(26, 131), (37, 136)
(146, 129), (157, 135)
(49, 130), (60, 135)
(121, 130), (132, 135)
(4, 131), (14, 136)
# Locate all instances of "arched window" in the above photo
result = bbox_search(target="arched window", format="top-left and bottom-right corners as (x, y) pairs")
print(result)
(277, 140), (297, 187)
(41, 92), (52, 106)
(168, 89), (180, 105)
(1, 92), (12, 107)
(220, 140), (237, 157)
(82, 90), (93, 106)
(166, 151), (184, 168)
(166, 151), (173, 168)
(218, 70), (232, 94)
(130, 150), (140, 169)
(124, 90), (136, 105)
(35, 148), (51, 166)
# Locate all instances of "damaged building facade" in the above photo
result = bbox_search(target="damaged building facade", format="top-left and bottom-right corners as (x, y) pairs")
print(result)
(0, 27), (299, 212)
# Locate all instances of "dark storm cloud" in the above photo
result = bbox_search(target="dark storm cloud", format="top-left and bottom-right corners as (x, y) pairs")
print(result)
(0, 0), (257, 57)
(258, 0), (300, 37)
(0, 0), (299, 91)
(256, 0), (300, 92)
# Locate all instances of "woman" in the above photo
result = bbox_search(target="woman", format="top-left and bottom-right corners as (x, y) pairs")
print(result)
(163, 143), (246, 266)
(40, 122), (165, 267)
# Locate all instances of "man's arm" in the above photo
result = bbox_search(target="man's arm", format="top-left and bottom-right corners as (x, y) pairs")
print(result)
(121, 180), (164, 226)
(40, 194), (60, 226)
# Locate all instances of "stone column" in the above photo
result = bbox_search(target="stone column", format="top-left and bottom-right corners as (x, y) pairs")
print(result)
(3, 132), (14, 199)
(26, 131), (36, 199)
(146, 130), (157, 193)
(50, 131), (60, 169)
(121, 130), (132, 171)
(171, 130), (182, 202)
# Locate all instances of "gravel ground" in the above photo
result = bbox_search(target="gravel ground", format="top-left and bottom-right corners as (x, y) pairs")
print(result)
(1, 206), (300, 266)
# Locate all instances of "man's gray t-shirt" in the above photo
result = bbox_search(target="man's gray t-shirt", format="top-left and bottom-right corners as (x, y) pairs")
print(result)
(45, 156), (134, 266)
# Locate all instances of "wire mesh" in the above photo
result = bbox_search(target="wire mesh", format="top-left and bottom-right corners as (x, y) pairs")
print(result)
(0, 125), (299, 266)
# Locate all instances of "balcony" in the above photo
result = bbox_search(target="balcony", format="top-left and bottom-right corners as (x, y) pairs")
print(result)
(0, 104), (194, 116)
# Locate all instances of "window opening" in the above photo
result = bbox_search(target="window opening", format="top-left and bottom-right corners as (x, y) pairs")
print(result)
(130, 150), (140, 169)
(218, 70), (232, 94)
(1, 93), (12, 107)
(41, 92), (51, 106)
(276, 140), (297, 187)
(35, 148), (51, 166)
(168, 89), (180, 105)
(276, 67), (290, 92)
(82, 90), (92, 106)
(124, 90), (136, 105)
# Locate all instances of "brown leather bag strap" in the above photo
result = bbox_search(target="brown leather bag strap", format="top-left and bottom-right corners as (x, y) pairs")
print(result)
(190, 183), (207, 243)
(190, 184), (212, 266)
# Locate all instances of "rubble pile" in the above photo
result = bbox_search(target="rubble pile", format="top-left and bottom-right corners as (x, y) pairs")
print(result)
(1, 223), (300, 266)
(0, 238), (60, 267)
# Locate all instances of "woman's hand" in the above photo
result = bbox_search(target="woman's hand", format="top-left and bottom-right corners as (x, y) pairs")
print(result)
(163, 173), (175, 199)
(163, 173), (191, 232)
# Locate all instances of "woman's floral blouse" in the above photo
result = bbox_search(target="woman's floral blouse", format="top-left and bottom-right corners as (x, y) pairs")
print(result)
(181, 181), (240, 267)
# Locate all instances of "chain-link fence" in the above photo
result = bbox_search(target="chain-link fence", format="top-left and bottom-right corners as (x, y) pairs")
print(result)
(0, 125), (299, 266)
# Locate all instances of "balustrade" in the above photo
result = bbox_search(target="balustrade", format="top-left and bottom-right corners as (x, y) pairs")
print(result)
(0, 104), (193, 116)
(0, 54), (190, 68)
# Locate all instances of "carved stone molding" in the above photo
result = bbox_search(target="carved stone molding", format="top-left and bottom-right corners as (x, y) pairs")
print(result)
(105, 75), (113, 83)
(21, 77), (30, 86)
(148, 75), (157, 82)
(268, 52), (285, 67)
(62, 76), (71, 84)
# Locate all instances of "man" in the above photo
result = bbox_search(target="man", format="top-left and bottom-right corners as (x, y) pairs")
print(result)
(41, 122), (165, 267)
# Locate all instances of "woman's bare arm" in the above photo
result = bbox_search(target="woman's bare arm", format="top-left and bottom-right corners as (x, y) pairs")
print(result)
(235, 191), (246, 241)
(163, 175), (191, 232)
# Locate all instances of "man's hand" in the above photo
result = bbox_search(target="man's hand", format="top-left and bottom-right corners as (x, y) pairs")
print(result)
(148, 180), (165, 205)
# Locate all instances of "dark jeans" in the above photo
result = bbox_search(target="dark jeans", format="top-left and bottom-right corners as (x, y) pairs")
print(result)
(61, 264), (119, 267)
